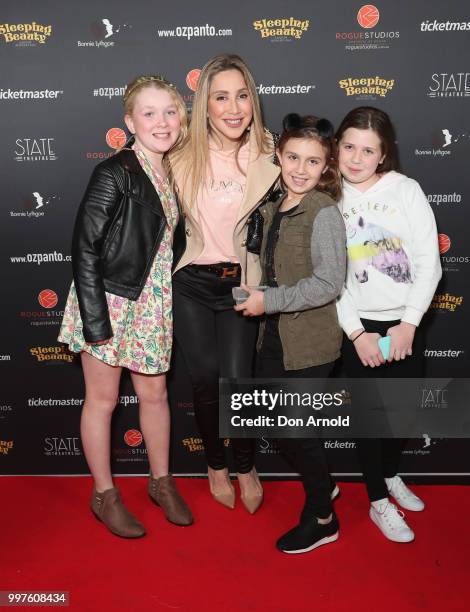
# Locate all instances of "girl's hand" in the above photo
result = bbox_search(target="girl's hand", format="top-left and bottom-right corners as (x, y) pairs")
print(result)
(351, 331), (385, 367)
(89, 337), (112, 346)
(386, 322), (415, 361)
(234, 284), (266, 317)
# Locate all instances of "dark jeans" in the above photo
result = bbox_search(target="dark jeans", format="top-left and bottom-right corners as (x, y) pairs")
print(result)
(173, 265), (258, 473)
(257, 317), (335, 519)
(340, 318), (425, 502)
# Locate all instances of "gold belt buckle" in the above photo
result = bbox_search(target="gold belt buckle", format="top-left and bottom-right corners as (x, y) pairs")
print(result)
(221, 265), (239, 278)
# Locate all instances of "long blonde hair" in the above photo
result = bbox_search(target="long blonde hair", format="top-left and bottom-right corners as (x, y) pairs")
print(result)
(170, 54), (269, 206)
(123, 75), (188, 152)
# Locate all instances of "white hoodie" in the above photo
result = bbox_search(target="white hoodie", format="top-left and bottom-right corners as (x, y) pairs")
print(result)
(336, 171), (442, 337)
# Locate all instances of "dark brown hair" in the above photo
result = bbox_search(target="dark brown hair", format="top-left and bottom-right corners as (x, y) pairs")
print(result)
(335, 106), (399, 172)
(278, 114), (342, 201)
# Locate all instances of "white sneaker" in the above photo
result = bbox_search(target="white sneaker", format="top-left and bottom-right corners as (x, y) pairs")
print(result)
(386, 475), (425, 511)
(369, 501), (415, 543)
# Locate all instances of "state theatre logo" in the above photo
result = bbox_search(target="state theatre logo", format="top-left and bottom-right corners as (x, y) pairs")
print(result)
(44, 437), (81, 457)
(14, 137), (57, 162)
(336, 5), (399, 51)
(427, 73), (470, 98)
(252, 17), (310, 41)
(0, 22), (52, 46)
(339, 76), (395, 99)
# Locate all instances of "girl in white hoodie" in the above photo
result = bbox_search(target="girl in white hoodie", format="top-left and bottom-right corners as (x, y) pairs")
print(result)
(336, 107), (441, 543)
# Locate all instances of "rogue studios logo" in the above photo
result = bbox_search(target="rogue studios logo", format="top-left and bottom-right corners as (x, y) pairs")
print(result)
(438, 233), (470, 273)
(336, 5), (399, 51)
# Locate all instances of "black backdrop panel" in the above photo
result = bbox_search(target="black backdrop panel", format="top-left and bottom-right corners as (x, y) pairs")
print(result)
(1, 0), (469, 478)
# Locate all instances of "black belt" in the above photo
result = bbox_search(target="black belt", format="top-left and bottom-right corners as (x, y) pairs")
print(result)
(190, 263), (241, 278)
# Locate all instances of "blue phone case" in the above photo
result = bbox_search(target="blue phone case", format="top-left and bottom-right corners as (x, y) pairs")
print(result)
(378, 336), (391, 360)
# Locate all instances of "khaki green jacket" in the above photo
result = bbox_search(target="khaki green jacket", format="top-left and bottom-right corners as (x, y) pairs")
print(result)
(258, 190), (346, 370)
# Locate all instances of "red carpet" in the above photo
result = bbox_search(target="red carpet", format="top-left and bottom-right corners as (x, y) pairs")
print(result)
(1, 478), (469, 611)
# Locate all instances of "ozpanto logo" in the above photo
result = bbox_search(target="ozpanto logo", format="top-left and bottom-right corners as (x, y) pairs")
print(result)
(38, 289), (58, 309)
(106, 127), (127, 150)
(357, 5), (380, 29)
(438, 234), (451, 254)
(186, 69), (201, 92)
(124, 429), (143, 447)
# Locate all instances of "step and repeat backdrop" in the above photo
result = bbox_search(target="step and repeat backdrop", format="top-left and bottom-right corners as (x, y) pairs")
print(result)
(1, 0), (469, 479)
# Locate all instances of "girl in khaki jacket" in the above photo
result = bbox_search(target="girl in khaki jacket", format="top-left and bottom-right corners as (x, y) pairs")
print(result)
(170, 54), (279, 513)
(236, 114), (346, 553)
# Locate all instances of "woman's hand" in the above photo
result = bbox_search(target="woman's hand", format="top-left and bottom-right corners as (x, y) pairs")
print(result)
(350, 330), (385, 367)
(234, 284), (266, 317)
(89, 337), (112, 346)
(386, 322), (415, 361)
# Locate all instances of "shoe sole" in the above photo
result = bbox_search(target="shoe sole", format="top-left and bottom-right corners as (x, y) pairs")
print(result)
(331, 485), (340, 501)
(148, 495), (194, 525)
(91, 509), (146, 538)
(369, 510), (414, 543)
(278, 532), (339, 555)
(389, 495), (425, 512)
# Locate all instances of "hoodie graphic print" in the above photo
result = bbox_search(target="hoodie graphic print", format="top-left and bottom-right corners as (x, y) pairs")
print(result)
(346, 216), (412, 285)
(336, 171), (442, 336)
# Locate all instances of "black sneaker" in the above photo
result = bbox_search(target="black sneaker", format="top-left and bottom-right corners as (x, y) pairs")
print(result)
(276, 513), (339, 554)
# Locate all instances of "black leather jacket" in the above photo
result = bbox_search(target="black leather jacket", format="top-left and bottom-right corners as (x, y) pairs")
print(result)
(71, 149), (185, 343)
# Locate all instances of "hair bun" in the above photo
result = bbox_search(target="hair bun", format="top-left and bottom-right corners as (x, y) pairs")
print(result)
(316, 118), (334, 139)
(282, 113), (302, 131)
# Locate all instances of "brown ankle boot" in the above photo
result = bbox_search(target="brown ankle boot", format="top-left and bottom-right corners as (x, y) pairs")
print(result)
(148, 474), (193, 526)
(91, 487), (146, 538)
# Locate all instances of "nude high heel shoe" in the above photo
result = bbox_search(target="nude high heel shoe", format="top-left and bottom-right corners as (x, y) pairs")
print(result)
(207, 466), (235, 509)
(237, 467), (263, 514)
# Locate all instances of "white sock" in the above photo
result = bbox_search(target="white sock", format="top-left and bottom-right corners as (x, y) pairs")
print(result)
(371, 498), (389, 513)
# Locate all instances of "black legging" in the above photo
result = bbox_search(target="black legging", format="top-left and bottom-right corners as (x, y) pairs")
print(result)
(256, 318), (335, 519)
(173, 265), (258, 473)
(341, 318), (425, 502)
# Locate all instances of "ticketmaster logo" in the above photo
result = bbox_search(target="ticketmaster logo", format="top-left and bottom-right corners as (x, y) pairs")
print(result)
(256, 83), (315, 94)
(424, 349), (464, 357)
(0, 89), (63, 100)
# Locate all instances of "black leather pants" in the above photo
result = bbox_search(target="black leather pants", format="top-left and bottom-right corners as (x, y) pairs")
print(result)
(173, 265), (258, 473)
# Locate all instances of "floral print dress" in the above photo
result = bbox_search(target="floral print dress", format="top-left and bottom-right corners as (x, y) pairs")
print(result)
(58, 149), (178, 374)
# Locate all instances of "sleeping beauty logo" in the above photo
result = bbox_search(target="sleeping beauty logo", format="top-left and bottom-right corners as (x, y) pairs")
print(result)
(339, 76), (395, 99)
(0, 22), (52, 46)
(252, 17), (309, 41)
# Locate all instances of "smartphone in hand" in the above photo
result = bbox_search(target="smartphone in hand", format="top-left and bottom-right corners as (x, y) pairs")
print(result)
(378, 336), (391, 360)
